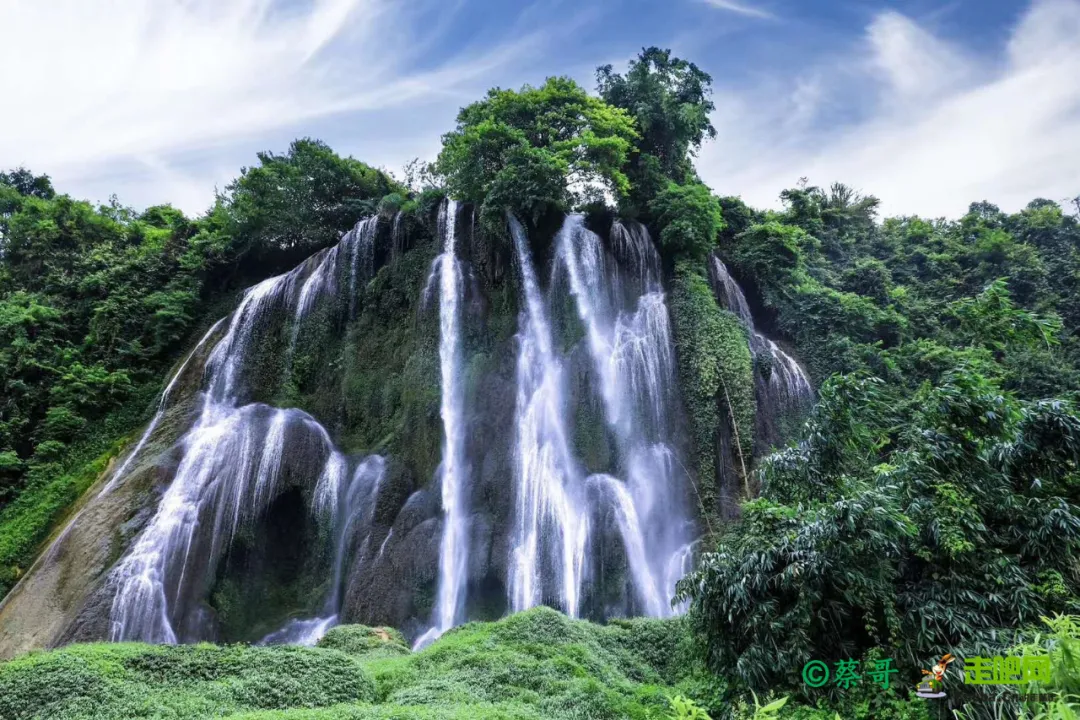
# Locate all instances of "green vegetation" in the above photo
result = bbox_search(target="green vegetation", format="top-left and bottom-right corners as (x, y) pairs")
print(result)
(670, 260), (755, 517)
(435, 76), (638, 230)
(651, 183), (725, 263)
(316, 625), (410, 660)
(0, 607), (700, 720)
(596, 47), (716, 213)
(679, 182), (1080, 714)
(0, 642), (376, 719)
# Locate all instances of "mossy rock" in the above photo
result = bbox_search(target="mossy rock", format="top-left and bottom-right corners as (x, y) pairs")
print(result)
(317, 625), (410, 659)
(670, 259), (756, 520)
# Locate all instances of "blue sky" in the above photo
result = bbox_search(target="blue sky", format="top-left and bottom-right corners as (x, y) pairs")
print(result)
(2, 0), (1077, 218)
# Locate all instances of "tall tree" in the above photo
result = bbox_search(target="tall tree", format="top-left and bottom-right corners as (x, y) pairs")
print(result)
(597, 47), (717, 213)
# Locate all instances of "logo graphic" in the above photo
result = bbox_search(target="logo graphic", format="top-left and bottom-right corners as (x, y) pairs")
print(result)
(916, 654), (955, 699)
(963, 655), (1051, 685)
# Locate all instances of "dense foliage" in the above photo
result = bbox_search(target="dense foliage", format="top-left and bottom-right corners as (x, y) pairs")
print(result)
(0, 608), (701, 720)
(435, 76), (637, 229)
(596, 47), (716, 213)
(670, 260), (754, 520)
(679, 182), (1080, 715)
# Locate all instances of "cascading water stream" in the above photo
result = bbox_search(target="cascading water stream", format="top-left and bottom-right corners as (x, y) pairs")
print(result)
(708, 255), (813, 426)
(0, 319), (229, 612)
(263, 454), (387, 646)
(555, 216), (693, 616)
(108, 218), (387, 646)
(414, 199), (470, 650)
(507, 215), (590, 618)
(587, 475), (664, 618)
(104, 317), (228, 498)
(349, 217), (378, 317)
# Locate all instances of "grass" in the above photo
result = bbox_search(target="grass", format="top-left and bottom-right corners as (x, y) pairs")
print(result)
(0, 607), (693, 720)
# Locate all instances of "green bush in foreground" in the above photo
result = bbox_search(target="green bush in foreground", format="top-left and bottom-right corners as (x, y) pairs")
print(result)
(317, 625), (410, 660)
(0, 642), (376, 719)
(0, 608), (691, 720)
(0, 606), (956, 719)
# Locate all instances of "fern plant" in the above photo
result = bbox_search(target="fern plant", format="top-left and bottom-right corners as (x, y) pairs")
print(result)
(667, 694), (713, 720)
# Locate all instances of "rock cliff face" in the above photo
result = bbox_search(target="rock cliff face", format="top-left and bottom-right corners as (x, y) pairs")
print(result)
(0, 200), (810, 656)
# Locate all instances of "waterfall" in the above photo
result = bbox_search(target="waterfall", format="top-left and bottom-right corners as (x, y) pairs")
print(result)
(291, 245), (340, 347)
(587, 474), (663, 618)
(349, 217), (378, 317)
(287, 215), (378, 350)
(708, 256), (753, 326)
(108, 219), (387, 646)
(391, 211), (405, 262)
(708, 255), (813, 447)
(414, 199), (470, 650)
(104, 318), (227, 498)
(555, 215), (692, 617)
(507, 215), (590, 618)
(73, 209), (788, 649)
(263, 454), (387, 647)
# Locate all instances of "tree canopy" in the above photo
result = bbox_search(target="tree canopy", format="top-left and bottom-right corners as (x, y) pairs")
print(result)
(436, 76), (638, 229)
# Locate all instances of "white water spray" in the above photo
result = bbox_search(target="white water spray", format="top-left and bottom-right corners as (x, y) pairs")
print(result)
(555, 216), (692, 616)
(708, 255), (813, 423)
(109, 220), (389, 646)
(507, 215), (590, 618)
(415, 199), (470, 650)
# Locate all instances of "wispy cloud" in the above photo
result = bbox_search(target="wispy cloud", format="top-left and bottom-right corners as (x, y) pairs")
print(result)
(696, 0), (1080, 217)
(698, 0), (774, 20)
(0, 0), (545, 212)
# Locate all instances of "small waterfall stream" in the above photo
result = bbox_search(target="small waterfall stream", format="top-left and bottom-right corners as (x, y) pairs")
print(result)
(262, 455), (386, 646)
(504, 214), (695, 620)
(709, 255), (813, 447)
(556, 216), (693, 617)
(415, 200), (470, 649)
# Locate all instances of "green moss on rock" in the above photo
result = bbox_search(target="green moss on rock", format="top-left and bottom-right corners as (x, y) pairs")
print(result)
(670, 259), (755, 519)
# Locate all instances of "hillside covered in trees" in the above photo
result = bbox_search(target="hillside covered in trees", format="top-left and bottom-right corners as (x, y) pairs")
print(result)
(1, 47), (1079, 719)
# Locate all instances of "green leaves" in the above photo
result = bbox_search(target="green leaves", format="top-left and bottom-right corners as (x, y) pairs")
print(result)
(948, 278), (1062, 354)
(436, 76), (638, 227)
(597, 47), (716, 203)
(670, 259), (755, 518)
(681, 367), (1080, 699)
(667, 693), (714, 719)
(222, 138), (399, 270)
(650, 182), (724, 262)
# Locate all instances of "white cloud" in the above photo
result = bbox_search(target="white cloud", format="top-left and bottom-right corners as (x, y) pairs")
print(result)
(698, 0), (774, 20)
(696, 0), (1080, 218)
(0, 0), (544, 213)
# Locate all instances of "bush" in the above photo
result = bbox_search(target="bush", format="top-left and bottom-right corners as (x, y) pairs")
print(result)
(318, 625), (410, 659)
(0, 642), (376, 719)
(0, 608), (703, 720)
(670, 259), (755, 517)
(650, 182), (724, 262)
